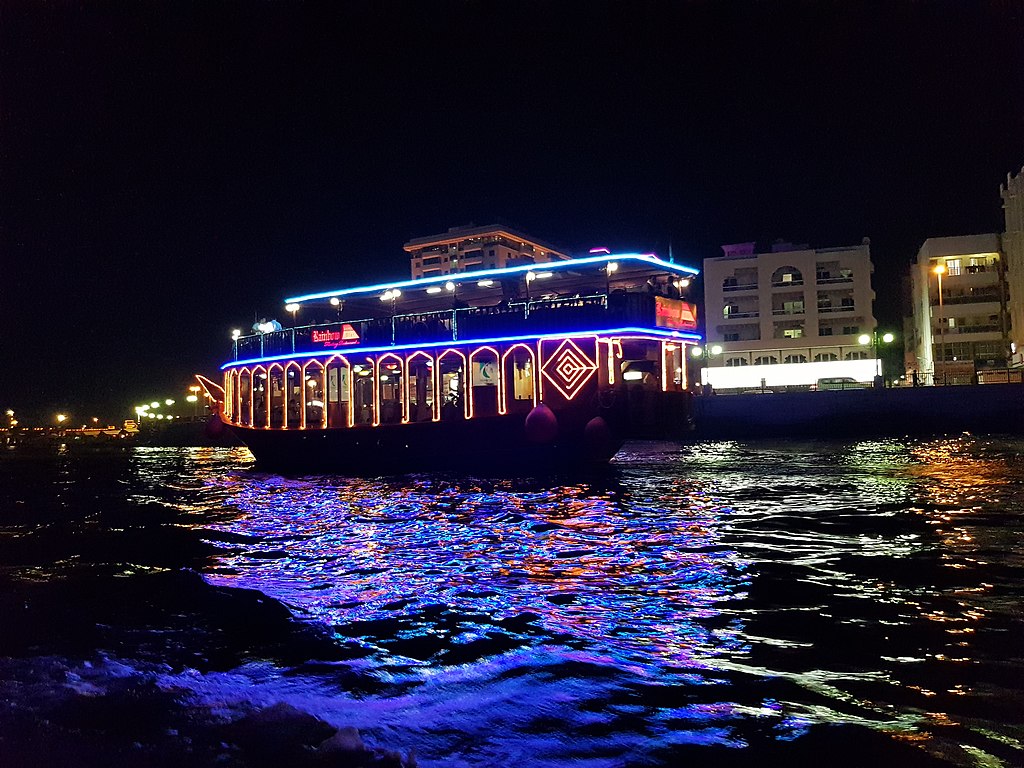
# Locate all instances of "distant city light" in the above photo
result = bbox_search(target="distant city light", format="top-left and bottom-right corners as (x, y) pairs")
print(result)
(165, 399), (174, 406)
(150, 401), (160, 408)
(186, 395), (198, 403)
(5, 409), (13, 417)
(285, 303), (300, 313)
(56, 413), (67, 423)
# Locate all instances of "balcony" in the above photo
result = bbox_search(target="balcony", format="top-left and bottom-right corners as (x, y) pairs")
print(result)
(722, 282), (758, 292)
(771, 279), (804, 288)
(817, 305), (854, 314)
(772, 308), (805, 316)
(723, 310), (760, 319)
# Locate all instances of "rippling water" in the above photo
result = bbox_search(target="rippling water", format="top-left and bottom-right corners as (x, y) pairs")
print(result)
(1, 438), (1023, 766)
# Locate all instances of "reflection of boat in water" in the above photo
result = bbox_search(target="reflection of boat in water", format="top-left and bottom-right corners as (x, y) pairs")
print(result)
(207, 253), (701, 471)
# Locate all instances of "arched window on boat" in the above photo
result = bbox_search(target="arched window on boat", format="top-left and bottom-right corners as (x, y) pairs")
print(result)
(268, 364), (286, 428)
(468, 346), (500, 418)
(325, 355), (352, 428)
(376, 353), (404, 425)
(406, 351), (436, 422)
(237, 368), (252, 426)
(252, 366), (268, 428)
(437, 349), (466, 421)
(302, 360), (327, 429)
(223, 371), (233, 422)
(500, 344), (536, 414)
(284, 362), (303, 428)
(351, 357), (375, 426)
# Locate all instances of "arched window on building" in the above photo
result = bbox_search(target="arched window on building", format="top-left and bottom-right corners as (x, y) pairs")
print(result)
(753, 355), (778, 365)
(725, 357), (749, 367)
(784, 354), (808, 364)
(845, 351), (870, 361)
(813, 352), (838, 362)
(771, 266), (803, 285)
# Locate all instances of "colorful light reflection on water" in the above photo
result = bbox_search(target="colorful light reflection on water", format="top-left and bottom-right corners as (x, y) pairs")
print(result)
(105, 439), (1024, 765)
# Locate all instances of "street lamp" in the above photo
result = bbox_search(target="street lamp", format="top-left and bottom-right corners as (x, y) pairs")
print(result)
(933, 263), (946, 385)
(605, 261), (618, 295)
(859, 331), (895, 384)
(285, 303), (300, 324)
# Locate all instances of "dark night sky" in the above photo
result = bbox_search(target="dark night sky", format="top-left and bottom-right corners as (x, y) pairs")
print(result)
(2, 1), (1022, 420)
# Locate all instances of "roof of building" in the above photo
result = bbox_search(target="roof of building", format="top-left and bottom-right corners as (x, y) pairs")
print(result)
(403, 223), (568, 257)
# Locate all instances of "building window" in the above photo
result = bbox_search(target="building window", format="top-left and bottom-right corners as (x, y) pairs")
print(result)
(771, 266), (803, 285)
(783, 328), (803, 339)
(784, 354), (808, 364)
(945, 259), (961, 276)
(819, 327), (833, 336)
(845, 351), (869, 360)
(724, 303), (738, 318)
(724, 333), (740, 342)
(814, 352), (839, 362)
(753, 355), (778, 365)
(842, 326), (859, 335)
(725, 357), (749, 367)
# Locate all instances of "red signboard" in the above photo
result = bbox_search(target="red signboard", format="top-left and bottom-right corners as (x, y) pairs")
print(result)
(655, 297), (698, 330)
(310, 324), (360, 348)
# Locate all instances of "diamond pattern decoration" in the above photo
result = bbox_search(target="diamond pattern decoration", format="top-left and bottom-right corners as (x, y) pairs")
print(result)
(541, 338), (598, 401)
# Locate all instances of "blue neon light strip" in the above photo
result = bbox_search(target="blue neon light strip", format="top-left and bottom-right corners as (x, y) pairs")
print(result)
(222, 326), (702, 370)
(284, 253), (700, 305)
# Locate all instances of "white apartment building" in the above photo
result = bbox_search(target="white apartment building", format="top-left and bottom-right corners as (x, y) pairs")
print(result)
(906, 234), (1008, 385)
(404, 224), (569, 279)
(1002, 167), (1024, 366)
(701, 240), (878, 390)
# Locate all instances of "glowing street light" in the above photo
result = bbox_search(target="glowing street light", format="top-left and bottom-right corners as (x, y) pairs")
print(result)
(933, 263), (946, 385)
(56, 413), (67, 424)
(231, 329), (241, 340)
(165, 399), (174, 406)
(150, 401), (160, 409)
(860, 330), (896, 383)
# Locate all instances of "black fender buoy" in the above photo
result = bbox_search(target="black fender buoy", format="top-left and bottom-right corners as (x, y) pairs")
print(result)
(524, 403), (559, 444)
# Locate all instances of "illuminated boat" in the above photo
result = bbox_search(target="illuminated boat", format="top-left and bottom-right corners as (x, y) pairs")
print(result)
(212, 252), (701, 471)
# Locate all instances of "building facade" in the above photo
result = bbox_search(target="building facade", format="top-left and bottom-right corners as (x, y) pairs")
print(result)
(906, 234), (1009, 384)
(1002, 167), (1024, 366)
(405, 224), (570, 279)
(701, 240), (878, 390)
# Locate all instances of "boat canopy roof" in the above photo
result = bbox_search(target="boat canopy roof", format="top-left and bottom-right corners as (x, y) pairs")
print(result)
(284, 252), (699, 308)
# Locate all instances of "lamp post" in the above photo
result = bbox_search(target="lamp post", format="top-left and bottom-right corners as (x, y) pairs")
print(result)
(690, 344), (722, 393)
(605, 261), (618, 296)
(859, 331), (895, 386)
(934, 264), (946, 385)
(524, 272), (535, 315)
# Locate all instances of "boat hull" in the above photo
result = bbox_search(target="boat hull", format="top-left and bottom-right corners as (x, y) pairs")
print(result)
(226, 410), (625, 474)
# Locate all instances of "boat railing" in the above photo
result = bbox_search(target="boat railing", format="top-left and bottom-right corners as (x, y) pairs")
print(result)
(230, 292), (677, 360)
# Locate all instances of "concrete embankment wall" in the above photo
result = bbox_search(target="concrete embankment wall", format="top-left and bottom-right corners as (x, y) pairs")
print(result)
(691, 383), (1024, 439)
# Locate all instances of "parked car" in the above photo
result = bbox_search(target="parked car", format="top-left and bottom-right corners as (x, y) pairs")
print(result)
(815, 377), (860, 391)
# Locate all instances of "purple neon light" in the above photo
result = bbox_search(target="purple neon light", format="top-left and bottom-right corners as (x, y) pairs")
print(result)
(222, 326), (702, 370)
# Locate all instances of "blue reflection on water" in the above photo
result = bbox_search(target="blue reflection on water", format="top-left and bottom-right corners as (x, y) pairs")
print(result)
(148, 437), (1024, 766)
